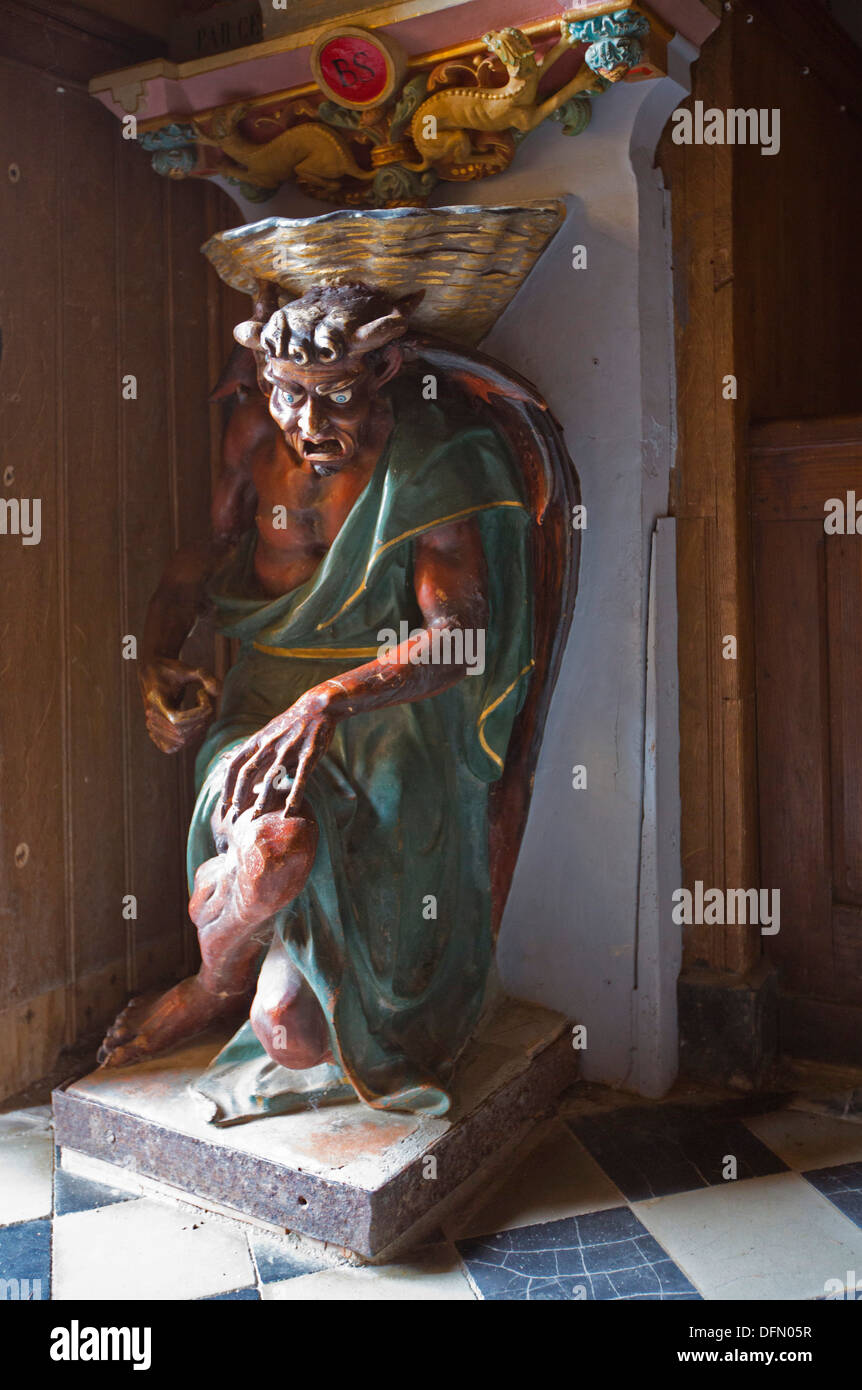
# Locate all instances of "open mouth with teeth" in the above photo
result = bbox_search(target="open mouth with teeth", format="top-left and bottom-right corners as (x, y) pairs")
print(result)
(302, 437), (343, 459)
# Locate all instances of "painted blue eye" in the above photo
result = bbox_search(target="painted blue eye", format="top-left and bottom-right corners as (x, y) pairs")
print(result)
(330, 390), (352, 404)
(279, 389), (297, 405)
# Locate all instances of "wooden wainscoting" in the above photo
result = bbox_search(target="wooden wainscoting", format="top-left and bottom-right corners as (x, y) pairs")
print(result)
(752, 415), (862, 1061)
(0, 0), (245, 1098)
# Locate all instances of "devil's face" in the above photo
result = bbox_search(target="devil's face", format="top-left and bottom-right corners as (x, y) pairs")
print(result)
(234, 287), (419, 472)
(262, 357), (382, 474)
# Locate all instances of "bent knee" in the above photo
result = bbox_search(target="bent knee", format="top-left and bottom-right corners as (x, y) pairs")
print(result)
(250, 991), (330, 1070)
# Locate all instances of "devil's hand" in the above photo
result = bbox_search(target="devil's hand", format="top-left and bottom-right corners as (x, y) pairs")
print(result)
(141, 658), (221, 754)
(219, 690), (337, 821)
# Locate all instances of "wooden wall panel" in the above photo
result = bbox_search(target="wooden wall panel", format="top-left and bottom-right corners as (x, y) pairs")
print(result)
(754, 520), (833, 1000)
(826, 537), (862, 906)
(734, 6), (862, 422)
(0, 0), (163, 81)
(833, 905), (862, 1006)
(115, 149), (184, 1010)
(751, 418), (862, 1028)
(661, 0), (862, 983)
(0, 65), (68, 1087)
(61, 83), (126, 1022)
(660, 16), (760, 975)
(674, 517), (720, 966)
(133, 175), (221, 991)
(0, 2), (242, 1099)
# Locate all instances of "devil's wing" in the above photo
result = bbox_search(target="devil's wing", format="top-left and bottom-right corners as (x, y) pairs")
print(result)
(404, 336), (581, 933)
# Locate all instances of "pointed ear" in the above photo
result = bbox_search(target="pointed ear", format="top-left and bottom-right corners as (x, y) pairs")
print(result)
(209, 342), (259, 402)
(233, 320), (264, 350)
(253, 279), (280, 322)
(370, 343), (404, 390)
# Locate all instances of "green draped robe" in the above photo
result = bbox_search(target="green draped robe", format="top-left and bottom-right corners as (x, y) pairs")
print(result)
(190, 373), (533, 1124)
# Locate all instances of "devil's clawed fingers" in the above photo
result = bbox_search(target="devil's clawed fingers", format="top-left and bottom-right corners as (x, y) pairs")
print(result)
(251, 755), (291, 820)
(231, 747), (268, 818)
(219, 738), (261, 819)
(218, 703), (335, 820)
(284, 743), (315, 818)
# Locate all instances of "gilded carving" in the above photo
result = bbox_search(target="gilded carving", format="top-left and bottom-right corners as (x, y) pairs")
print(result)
(138, 9), (654, 208)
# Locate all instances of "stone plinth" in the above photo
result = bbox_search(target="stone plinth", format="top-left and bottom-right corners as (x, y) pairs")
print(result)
(53, 999), (577, 1260)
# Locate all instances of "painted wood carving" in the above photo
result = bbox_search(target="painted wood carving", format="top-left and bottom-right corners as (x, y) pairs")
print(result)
(97, 204), (580, 1124)
(139, 11), (654, 207)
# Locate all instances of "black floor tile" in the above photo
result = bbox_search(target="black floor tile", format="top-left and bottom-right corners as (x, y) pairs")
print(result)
(0, 1218), (51, 1299)
(568, 1104), (788, 1201)
(249, 1230), (328, 1285)
(804, 1161), (862, 1229)
(54, 1166), (137, 1217)
(457, 1208), (701, 1301)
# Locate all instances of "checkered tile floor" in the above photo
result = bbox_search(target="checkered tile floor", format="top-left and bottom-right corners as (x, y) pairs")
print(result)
(4, 1091), (862, 1300)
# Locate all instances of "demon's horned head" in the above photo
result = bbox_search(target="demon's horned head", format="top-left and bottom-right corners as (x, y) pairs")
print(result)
(234, 281), (422, 370)
(233, 281), (423, 474)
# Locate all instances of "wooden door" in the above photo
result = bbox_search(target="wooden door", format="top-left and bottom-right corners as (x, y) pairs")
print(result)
(752, 416), (862, 1061)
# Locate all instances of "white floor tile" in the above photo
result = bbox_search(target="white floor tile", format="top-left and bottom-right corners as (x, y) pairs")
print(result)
(448, 1121), (624, 1239)
(0, 1106), (52, 1137)
(58, 1148), (145, 1196)
(0, 1127), (53, 1224)
(261, 1243), (475, 1301)
(52, 1196), (254, 1301)
(745, 1109), (862, 1170)
(637, 1171), (862, 1301)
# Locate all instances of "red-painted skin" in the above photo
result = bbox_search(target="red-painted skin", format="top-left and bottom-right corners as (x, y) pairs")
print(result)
(99, 341), (488, 1071)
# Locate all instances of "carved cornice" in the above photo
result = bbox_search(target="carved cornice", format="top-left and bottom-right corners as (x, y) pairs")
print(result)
(89, 2), (690, 209)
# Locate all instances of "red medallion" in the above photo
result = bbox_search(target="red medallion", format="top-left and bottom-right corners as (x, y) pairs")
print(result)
(311, 27), (406, 110)
(318, 35), (388, 105)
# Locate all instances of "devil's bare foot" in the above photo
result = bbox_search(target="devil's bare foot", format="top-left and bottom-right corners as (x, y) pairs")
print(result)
(97, 976), (239, 1069)
(97, 993), (154, 1063)
(98, 813), (320, 1069)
